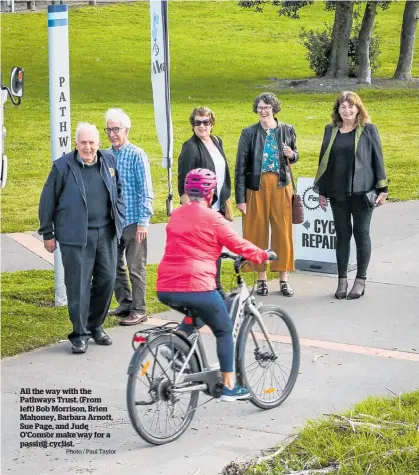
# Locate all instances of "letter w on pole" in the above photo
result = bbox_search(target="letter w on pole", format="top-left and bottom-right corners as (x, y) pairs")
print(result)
(150, 0), (174, 216)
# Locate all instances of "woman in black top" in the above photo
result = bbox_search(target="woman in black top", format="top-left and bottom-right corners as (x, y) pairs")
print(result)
(177, 106), (232, 297)
(314, 91), (388, 299)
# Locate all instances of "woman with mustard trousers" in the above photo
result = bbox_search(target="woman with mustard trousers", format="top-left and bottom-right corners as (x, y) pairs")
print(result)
(235, 92), (299, 297)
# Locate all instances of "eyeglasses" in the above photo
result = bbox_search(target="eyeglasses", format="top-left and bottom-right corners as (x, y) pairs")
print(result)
(193, 119), (211, 127)
(257, 106), (272, 112)
(104, 127), (124, 135)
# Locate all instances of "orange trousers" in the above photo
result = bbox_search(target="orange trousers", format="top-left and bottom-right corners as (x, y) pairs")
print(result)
(243, 173), (295, 273)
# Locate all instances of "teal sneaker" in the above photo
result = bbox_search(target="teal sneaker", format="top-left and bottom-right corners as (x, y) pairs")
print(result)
(220, 384), (251, 402)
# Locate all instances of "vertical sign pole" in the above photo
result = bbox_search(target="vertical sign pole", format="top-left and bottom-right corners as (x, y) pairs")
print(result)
(48, 4), (71, 306)
(1, 74), (8, 188)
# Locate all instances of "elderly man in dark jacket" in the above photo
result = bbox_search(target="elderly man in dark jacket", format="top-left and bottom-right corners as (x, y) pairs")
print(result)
(38, 122), (125, 354)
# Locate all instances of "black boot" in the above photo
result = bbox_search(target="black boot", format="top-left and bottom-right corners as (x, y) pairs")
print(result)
(347, 278), (366, 300)
(335, 278), (348, 299)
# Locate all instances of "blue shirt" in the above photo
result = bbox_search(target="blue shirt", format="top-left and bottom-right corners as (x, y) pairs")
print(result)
(261, 128), (280, 174)
(110, 141), (154, 228)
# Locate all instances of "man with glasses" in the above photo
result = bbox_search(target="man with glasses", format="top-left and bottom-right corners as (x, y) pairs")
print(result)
(105, 108), (154, 326)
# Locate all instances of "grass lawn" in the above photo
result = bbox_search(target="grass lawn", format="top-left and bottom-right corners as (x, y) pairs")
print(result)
(1, 1), (419, 232)
(1, 263), (276, 358)
(229, 391), (419, 475)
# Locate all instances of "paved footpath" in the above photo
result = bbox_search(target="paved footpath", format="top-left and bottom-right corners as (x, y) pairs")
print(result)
(1, 201), (419, 475)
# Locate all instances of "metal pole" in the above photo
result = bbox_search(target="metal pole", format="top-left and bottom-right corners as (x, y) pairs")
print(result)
(1, 75), (8, 188)
(48, 4), (71, 306)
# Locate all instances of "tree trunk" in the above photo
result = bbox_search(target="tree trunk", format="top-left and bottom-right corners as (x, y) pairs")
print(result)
(335, 1), (354, 78)
(325, 4), (340, 77)
(325, 1), (354, 78)
(393, 0), (419, 80)
(357, 1), (377, 84)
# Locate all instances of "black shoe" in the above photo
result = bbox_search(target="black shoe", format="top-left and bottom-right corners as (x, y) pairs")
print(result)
(108, 307), (131, 318)
(347, 278), (366, 300)
(91, 330), (112, 346)
(280, 280), (294, 297)
(72, 340), (88, 354)
(256, 280), (268, 296)
(335, 278), (348, 299)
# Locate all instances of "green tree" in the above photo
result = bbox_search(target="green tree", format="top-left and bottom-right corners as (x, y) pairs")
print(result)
(239, 0), (392, 81)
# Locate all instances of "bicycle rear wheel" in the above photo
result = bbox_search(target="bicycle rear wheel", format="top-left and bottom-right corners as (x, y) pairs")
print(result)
(127, 334), (200, 445)
(237, 305), (300, 410)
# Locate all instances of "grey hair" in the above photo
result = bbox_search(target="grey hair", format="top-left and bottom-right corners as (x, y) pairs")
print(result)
(105, 108), (131, 129)
(75, 122), (100, 142)
(188, 196), (206, 203)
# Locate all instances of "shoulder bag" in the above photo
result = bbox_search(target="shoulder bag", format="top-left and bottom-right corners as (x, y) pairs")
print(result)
(281, 123), (304, 224)
(285, 154), (304, 225)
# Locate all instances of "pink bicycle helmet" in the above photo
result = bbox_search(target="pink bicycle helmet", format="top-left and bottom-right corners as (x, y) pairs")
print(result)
(184, 168), (217, 201)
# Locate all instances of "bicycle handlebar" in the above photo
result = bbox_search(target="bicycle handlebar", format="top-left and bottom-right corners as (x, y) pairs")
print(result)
(220, 249), (278, 263)
(220, 251), (240, 261)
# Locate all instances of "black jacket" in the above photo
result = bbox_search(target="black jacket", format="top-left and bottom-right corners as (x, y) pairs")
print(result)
(235, 121), (299, 204)
(314, 123), (388, 196)
(177, 134), (231, 213)
(38, 150), (125, 246)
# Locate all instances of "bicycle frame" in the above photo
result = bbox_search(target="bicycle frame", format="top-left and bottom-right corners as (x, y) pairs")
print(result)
(171, 257), (278, 392)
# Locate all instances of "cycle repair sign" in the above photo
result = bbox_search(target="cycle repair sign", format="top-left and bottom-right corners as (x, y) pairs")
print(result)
(294, 177), (355, 273)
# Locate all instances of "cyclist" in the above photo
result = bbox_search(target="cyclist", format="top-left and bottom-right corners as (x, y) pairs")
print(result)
(156, 168), (273, 401)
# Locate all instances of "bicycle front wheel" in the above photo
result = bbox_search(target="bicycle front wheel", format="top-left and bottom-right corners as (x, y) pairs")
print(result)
(127, 334), (200, 445)
(237, 305), (300, 410)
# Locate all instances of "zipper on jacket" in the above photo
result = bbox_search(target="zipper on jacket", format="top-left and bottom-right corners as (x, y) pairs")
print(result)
(99, 158), (118, 226)
(71, 167), (87, 208)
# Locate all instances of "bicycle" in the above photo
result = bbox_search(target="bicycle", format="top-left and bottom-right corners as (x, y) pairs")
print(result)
(126, 251), (300, 445)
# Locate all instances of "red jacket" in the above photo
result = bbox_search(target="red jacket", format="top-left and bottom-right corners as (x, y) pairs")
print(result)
(156, 202), (268, 292)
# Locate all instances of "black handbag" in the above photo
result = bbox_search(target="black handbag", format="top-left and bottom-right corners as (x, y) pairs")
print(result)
(365, 189), (378, 208)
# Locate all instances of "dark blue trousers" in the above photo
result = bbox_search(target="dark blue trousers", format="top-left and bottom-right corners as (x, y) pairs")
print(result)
(60, 224), (117, 344)
(157, 290), (233, 372)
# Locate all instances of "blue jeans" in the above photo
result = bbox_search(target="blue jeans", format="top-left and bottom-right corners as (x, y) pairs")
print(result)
(157, 290), (233, 372)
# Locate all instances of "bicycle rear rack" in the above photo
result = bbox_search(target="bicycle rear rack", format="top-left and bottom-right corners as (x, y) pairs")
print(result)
(131, 321), (179, 350)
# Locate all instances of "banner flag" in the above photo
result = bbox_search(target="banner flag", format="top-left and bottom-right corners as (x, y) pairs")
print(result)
(150, 0), (173, 215)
